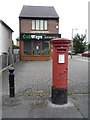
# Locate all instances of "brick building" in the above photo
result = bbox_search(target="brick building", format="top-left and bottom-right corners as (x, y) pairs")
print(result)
(19, 5), (61, 60)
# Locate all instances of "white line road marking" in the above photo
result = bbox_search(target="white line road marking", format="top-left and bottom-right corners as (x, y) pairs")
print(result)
(74, 58), (89, 62)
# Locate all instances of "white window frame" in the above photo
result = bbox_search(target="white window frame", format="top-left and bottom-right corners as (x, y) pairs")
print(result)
(32, 20), (48, 30)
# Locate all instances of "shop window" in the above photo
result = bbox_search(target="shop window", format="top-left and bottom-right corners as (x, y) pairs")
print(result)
(24, 40), (50, 56)
(32, 20), (48, 30)
(42, 40), (50, 55)
(24, 40), (32, 55)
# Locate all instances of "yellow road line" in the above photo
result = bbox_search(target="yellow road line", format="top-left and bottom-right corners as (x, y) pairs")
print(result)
(16, 94), (51, 97)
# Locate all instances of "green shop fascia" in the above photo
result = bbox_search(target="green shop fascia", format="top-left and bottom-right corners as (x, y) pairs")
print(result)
(20, 33), (61, 40)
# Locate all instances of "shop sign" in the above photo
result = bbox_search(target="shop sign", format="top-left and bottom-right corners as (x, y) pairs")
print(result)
(20, 33), (61, 40)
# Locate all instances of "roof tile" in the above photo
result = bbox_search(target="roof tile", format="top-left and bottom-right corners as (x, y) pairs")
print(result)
(19, 5), (59, 19)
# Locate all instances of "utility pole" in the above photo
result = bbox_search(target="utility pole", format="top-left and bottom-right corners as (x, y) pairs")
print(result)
(85, 29), (87, 42)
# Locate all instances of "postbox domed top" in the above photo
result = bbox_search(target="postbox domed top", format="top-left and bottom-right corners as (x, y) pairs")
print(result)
(51, 38), (71, 44)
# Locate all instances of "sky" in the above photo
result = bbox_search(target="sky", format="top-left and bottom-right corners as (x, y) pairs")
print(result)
(0, 0), (89, 44)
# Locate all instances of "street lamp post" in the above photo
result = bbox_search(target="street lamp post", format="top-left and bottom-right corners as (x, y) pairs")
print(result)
(71, 28), (78, 59)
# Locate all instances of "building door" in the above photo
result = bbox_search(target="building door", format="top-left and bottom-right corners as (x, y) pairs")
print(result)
(33, 40), (41, 55)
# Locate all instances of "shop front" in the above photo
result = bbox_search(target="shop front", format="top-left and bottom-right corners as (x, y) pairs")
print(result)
(20, 33), (61, 60)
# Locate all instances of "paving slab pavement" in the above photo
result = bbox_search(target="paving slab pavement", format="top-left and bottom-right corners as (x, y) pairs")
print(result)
(2, 61), (52, 96)
(2, 95), (87, 118)
(1, 57), (89, 119)
(70, 94), (88, 118)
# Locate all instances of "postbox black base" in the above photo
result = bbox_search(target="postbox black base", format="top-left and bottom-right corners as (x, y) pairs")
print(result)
(51, 86), (67, 105)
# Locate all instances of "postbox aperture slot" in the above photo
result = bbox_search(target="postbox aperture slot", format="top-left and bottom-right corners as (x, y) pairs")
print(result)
(57, 49), (66, 51)
(58, 54), (65, 63)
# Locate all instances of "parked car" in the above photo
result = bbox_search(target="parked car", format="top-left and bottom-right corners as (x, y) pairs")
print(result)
(82, 51), (90, 57)
(68, 50), (76, 55)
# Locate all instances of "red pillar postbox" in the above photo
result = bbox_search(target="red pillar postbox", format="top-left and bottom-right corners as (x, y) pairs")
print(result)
(51, 38), (71, 105)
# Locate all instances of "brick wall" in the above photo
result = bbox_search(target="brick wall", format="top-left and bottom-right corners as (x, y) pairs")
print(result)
(20, 19), (59, 33)
(20, 19), (32, 33)
(48, 19), (59, 33)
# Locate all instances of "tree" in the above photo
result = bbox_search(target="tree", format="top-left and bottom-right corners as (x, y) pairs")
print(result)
(12, 40), (19, 49)
(73, 34), (86, 54)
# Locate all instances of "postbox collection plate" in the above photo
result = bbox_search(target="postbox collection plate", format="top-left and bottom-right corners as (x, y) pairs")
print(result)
(58, 54), (65, 63)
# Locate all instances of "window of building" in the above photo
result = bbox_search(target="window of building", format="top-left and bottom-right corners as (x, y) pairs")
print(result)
(24, 40), (50, 56)
(36, 20), (39, 30)
(32, 20), (35, 30)
(40, 20), (43, 30)
(32, 20), (48, 30)
(44, 20), (47, 30)
(33, 40), (40, 55)
(42, 40), (50, 55)
(24, 40), (32, 55)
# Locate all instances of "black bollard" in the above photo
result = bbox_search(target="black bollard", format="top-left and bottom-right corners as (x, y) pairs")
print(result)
(9, 67), (15, 97)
